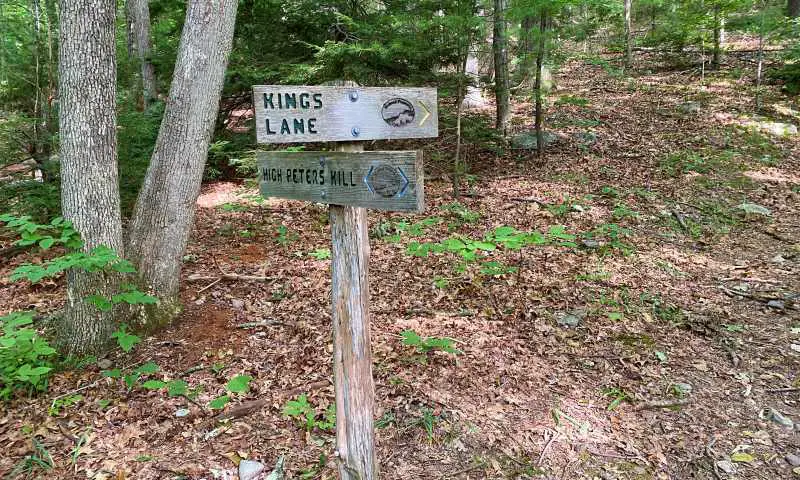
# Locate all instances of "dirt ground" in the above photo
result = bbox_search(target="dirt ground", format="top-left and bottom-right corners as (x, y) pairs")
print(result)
(1, 48), (799, 479)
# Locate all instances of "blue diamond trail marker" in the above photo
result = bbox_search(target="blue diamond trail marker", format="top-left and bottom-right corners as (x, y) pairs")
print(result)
(253, 85), (437, 480)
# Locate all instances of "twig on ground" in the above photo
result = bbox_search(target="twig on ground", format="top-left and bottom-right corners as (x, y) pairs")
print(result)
(197, 277), (221, 293)
(538, 429), (558, 466)
(237, 319), (287, 328)
(439, 462), (484, 478)
(635, 398), (692, 410)
(586, 449), (649, 465)
(766, 387), (800, 393)
(510, 197), (549, 207)
(670, 208), (689, 232)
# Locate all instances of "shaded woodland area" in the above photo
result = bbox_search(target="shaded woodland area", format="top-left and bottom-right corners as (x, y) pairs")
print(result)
(1, 0), (799, 479)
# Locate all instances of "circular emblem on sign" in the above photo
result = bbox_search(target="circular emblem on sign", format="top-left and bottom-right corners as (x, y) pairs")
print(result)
(369, 165), (405, 198)
(381, 98), (415, 127)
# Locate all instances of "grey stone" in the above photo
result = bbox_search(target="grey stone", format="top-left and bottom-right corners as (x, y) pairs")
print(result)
(572, 131), (598, 146)
(510, 131), (559, 150)
(716, 460), (736, 475)
(556, 311), (583, 328)
(231, 299), (245, 310)
(677, 102), (701, 114)
(763, 408), (794, 428)
(674, 382), (693, 396)
(175, 408), (190, 418)
(581, 239), (600, 249)
(97, 358), (113, 369)
(786, 454), (800, 467)
(758, 121), (798, 137)
(736, 202), (772, 216)
(239, 460), (265, 480)
(767, 300), (785, 310)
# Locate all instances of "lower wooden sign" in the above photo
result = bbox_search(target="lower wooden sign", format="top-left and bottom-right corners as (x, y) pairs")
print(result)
(257, 150), (424, 212)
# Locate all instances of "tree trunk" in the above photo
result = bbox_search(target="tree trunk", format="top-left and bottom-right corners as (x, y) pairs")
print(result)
(453, 33), (471, 198)
(126, 0), (156, 107)
(58, 0), (124, 355)
(624, 0), (633, 67)
(534, 10), (547, 160)
(492, 0), (510, 137)
(789, 0), (799, 17)
(520, 16), (536, 86)
(126, 0), (238, 329)
(712, 6), (725, 68)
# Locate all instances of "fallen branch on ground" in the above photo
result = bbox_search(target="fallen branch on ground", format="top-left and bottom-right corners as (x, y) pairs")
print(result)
(635, 398), (692, 410)
(208, 379), (330, 425)
(187, 273), (277, 283)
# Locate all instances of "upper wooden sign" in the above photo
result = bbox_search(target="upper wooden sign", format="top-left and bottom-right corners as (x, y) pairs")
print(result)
(252, 86), (438, 144)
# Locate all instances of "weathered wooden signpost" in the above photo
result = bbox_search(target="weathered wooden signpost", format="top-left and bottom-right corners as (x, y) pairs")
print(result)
(253, 85), (438, 479)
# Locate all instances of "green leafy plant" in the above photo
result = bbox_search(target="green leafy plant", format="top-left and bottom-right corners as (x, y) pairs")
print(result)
(210, 374), (253, 410)
(49, 394), (83, 416)
(0, 311), (57, 399)
(0, 214), (82, 250)
(401, 330), (461, 355)
(283, 394), (335, 431)
(308, 248), (331, 260)
(602, 386), (632, 411)
(275, 225), (298, 246)
(111, 324), (141, 353)
(441, 202), (479, 227)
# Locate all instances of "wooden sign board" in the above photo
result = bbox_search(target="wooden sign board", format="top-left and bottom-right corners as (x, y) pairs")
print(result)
(258, 150), (424, 212)
(252, 86), (438, 143)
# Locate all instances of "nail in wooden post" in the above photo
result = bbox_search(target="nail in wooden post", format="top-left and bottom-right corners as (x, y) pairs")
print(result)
(331, 140), (378, 479)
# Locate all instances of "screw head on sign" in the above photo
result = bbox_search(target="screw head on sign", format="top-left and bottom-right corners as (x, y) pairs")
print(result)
(349, 90), (358, 102)
(351, 127), (360, 137)
(321, 190), (327, 198)
(319, 157), (325, 168)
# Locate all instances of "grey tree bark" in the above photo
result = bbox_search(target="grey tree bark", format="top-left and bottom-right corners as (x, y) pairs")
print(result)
(712, 6), (725, 68)
(126, 0), (238, 328)
(492, 0), (510, 137)
(58, 0), (124, 354)
(126, 0), (156, 107)
(624, 0), (633, 67)
(534, 9), (547, 160)
(789, 0), (799, 17)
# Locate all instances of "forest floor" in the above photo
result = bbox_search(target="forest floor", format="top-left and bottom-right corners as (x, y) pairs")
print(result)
(2, 48), (800, 480)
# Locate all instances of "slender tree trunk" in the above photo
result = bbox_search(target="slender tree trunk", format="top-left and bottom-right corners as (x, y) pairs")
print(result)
(789, 0), (799, 17)
(520, 16), (536, 86)
(492, 0), (510, 137)
(453, 38), (471, 198)
(534, 10), (547, 160)
(127, 0), (156, 107)
(58, 0), (124, 355)
(712, 6), (724, 68)
(126, 0), (238, 328)
(756, 4), (765, 110)
(624, 0), (633, 67)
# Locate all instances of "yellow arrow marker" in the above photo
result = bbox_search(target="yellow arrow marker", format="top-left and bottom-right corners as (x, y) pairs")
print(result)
(418, 100), (431, 127)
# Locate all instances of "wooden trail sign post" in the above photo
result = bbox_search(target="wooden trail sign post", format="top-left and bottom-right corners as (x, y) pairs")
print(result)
(253, 85), (437, 479)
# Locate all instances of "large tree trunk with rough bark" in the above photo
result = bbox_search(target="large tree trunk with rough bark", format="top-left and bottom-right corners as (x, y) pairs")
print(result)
(624, 0), (633, 67)
(790, 0), (799, 17)
(126, 0), (157, 107)
(58, 0), (124, 355)
(126, 0), (238, 329)
(493, 0), (510, 137)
